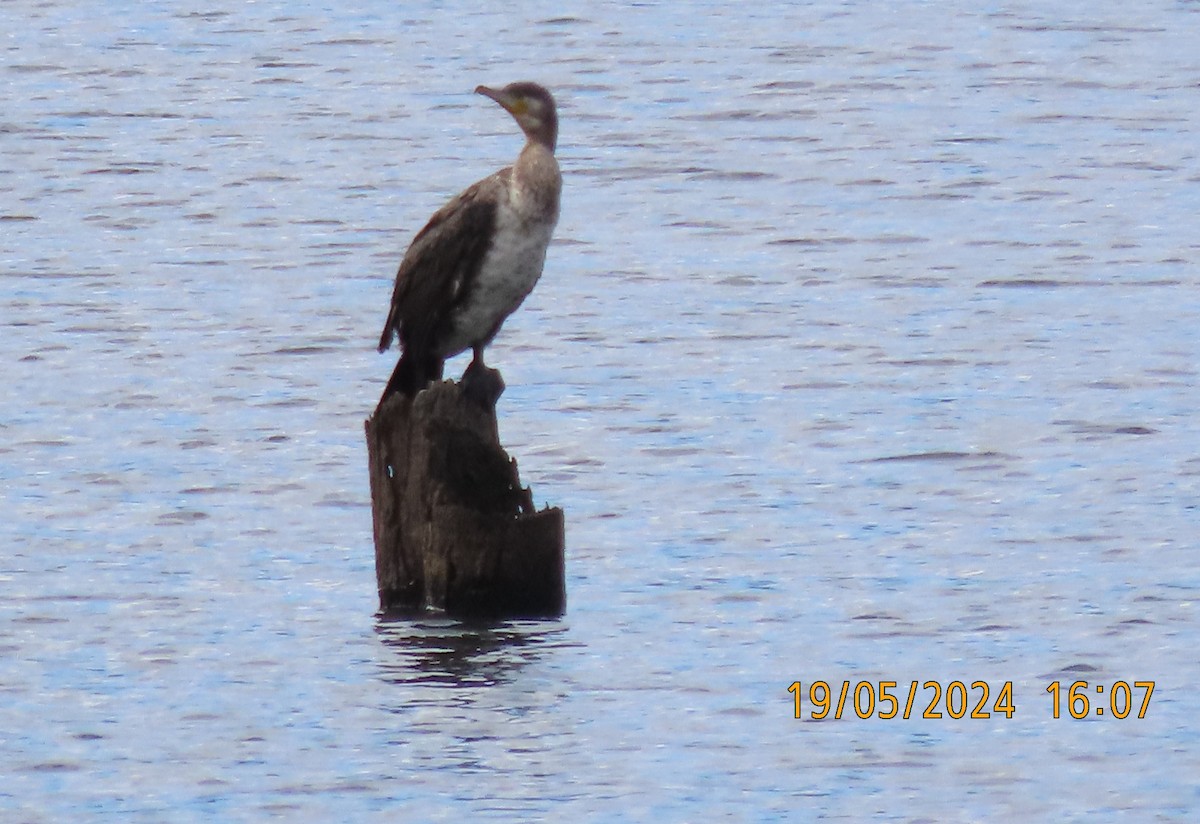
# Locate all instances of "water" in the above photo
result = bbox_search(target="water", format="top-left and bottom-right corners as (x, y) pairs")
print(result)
(3, 1), (1199, 820)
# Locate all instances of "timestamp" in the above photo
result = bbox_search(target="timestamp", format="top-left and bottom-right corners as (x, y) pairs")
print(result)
(1045, 680), (1155, 719)
(787, 679), (1158, 720)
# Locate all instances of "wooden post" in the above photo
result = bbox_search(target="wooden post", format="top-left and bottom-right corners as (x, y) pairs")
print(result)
(364, 376), (565, 618)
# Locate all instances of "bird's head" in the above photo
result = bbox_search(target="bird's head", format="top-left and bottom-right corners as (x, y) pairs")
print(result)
(475, 82), (558, 151)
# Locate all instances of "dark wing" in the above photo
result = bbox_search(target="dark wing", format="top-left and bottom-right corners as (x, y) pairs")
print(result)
(377, 173), (504, 356)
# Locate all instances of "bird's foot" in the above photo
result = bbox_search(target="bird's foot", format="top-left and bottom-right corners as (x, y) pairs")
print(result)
(461, 360), (505, 409)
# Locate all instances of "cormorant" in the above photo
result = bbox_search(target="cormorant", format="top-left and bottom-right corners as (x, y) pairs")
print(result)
(377, 82), (561, 403)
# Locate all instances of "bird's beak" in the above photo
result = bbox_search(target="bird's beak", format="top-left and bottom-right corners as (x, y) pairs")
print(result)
(476, 85), (524, 115)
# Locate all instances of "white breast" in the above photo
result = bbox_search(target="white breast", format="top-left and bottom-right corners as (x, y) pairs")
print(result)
(439, 204), (555, 358)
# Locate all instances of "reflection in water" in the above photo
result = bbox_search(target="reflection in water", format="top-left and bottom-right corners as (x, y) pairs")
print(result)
(374, 616), (573, 689)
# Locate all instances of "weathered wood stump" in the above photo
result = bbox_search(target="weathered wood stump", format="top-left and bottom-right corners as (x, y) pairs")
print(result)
(365, 376), (565, 618)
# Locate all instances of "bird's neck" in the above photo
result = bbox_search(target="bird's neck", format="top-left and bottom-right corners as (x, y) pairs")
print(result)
(511, 140), (561, 221)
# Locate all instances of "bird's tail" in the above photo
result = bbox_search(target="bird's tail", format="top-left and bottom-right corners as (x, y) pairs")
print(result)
(382, 350), (443, 401)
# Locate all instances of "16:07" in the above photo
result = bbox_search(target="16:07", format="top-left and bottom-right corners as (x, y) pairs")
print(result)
(1045, 680), (1155, 719)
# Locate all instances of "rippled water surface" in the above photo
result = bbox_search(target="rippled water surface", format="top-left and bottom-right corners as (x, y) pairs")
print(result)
(4, 1), (1200, 820)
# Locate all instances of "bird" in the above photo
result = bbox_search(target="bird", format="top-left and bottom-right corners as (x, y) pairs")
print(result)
(377, 82), (561, 405)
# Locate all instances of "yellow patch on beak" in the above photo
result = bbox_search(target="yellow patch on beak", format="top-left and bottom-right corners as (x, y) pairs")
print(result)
(476, 85), (527, 117)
